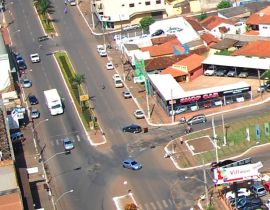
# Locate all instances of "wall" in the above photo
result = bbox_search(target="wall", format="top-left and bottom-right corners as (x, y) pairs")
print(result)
(189, 67), (203, 81)
(0, 55), (11, 92)
(259, 24), (270, 37)
(211, 23), (236, 38)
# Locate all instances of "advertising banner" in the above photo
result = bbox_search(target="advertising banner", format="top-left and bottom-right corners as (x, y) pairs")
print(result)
(213, 162), (263, 185)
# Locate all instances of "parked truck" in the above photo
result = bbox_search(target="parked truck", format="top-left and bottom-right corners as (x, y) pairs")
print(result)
(44, 89), (64, 115)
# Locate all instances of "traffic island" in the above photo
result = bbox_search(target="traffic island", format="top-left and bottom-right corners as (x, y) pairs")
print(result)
(54, 51), (106, 145)
(113, 193), (139, 210)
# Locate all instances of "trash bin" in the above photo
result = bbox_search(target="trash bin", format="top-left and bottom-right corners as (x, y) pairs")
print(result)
(143, 127), (148, 133)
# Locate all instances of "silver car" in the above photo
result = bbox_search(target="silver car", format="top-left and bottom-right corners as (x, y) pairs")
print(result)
(63, 138), (74, 151)
(31, 109), (40, 119)
(22, 78), (32, 88)
(187, 114), (207, 125)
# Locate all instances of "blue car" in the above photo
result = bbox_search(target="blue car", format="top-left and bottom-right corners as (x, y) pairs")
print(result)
(122, 159), (142, 170)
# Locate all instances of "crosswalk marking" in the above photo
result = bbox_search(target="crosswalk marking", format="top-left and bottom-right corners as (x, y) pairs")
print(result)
(150, 202), (157, 210)
(168, 199), (173, 205)
(156, 201), (163, 209)
(162, 200), (168, 208)
(56, 139), (59, 145)
(76, 135), (80, 142)
(144, 203), (150, 210)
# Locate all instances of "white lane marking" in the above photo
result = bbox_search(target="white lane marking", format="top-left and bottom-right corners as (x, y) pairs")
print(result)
(76, 135), (80, 142)
(144, 203), (150, 210)
(56, 139), (59, 145)
(162, 200), (168, 208)
(150, 202), (157, 210)
(156, 201), (163, 209)
(168, 199), (173, 205)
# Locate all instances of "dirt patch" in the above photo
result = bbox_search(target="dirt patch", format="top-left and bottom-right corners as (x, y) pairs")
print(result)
(187, 136), (214, 154)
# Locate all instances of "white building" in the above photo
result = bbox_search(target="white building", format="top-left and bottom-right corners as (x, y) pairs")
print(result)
(0, 35), (11, 92)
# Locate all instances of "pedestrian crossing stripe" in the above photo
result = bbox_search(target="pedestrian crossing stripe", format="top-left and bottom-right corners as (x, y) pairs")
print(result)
(143, 198), (173, 209)
(49, 135), (84, 147)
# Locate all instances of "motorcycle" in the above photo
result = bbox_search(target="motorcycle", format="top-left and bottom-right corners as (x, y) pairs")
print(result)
(184, 126), (193, 134)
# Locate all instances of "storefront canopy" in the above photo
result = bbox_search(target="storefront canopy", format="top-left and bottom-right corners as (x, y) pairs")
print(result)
(203, 55), (270, 70)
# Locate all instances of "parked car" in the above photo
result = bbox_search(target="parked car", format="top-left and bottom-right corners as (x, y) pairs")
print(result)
(133, 109), (144, 119)
(31, 109), (40, 119)
(99, 50), (107, 57)
(226, 188), (251, 199)
(28, 95), (39, 105)
(30, 53), (40, 63)
(17, 60), (27, 70)
(122, 124), (142, 133)
(123, 24), (140, 31)
(22, 78), (32, 88)
(204, 68), (216, 76)
(236, 196), (262, 209)
(122, 90), (132, 99)
(106, 62), (114, 70)
(265, 199), (270, 209)
(215, 69), (228, 76)
(151, 29), (164, 37)
(122, 159), (142, 170)
(112, 74), (121, 80)
(227, 70), (237, 77)
(250, 183), (266, 197)
(239, 72), (249, 78)
(63, 138), (74, 151)
(10, 132), (24, 142)
(257, 84), (270, 93)
(211, 160), (235, 171)
(263, 181), (270, 192)
(187, 114), (206, 125)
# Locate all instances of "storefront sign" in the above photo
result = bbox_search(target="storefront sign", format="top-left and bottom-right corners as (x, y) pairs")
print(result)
(213, 162), (263, 185)
(180, 93), (219, 103)
(223, 87), (250, 95)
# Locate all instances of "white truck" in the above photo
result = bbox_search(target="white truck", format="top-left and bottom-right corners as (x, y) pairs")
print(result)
(44, 89), (64, 115)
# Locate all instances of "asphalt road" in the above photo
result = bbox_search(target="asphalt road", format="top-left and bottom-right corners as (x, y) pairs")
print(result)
(8, 0), (270, 210)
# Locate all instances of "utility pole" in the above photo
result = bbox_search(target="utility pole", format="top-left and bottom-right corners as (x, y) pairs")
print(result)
(212, 117), (219, 162)
(90, 0), (95, 29)
(203, 160), (209, 208)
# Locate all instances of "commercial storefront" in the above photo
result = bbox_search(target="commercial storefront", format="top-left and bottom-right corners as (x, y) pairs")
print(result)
(148, 74), (252, 116)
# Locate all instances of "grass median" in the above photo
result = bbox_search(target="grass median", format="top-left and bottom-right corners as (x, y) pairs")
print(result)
(55, 51), (95, 131)
(183, 111), (270, 165)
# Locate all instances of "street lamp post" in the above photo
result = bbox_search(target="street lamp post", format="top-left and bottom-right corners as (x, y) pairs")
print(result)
(54, 189), (74, 210)
(43, 151), (66, 164)
(32, 118), (49, 154)
(185, 162), (209, 207)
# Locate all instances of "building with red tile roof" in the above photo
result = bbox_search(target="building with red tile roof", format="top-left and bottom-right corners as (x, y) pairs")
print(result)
(141, 38), (184, 57)
(200, 16), (235, 38)
(151, 35), (177, 45)
(246, 6), (270, 36)
(231, 40), (270, 57)
(161, 54), (205, 82)
(201, 33), (219, 47)
(184, 17), (205, 33)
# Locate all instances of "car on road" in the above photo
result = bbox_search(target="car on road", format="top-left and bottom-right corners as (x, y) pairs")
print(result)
(63, 138), (74, 151)
(186, 114), (206, 125)
(122, 90), (132, 99)
(112, 74), (121, 80)
(106, 62), (114, 70)
(122, 159), (142, 170)
(215, 69), (227, 76)
(151, 29), (164, 37)
(122, 124), (142, 133)
(68, 0), (76, 5)
(239, 72), (248, 78)
(22, 78), (32, 88)
(133, 109), (144, 119)
(28, 95), (39, 105)
(38, 35), (49, 42)
(31, 109), (40, 119)
(123, 24), (140, 31)
(30, 53), (40, 63)
(225, 188), (251, 199)
(227, 70), (237, 77)
(17, 60), (27, 71)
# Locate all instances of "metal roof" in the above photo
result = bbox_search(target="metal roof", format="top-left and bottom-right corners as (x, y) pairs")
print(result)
(202, 55), (270, 70)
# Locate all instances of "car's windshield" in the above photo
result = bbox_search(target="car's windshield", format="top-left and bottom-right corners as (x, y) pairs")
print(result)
(52, 104), (61, 109)
(131, 161), (137, 165)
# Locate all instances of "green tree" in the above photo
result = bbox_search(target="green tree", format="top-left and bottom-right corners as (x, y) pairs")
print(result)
(217, 0), (232, 9)
(37, 0), (50, 15)
(197, 12), (208, 21)
(139, 16), (155, 32)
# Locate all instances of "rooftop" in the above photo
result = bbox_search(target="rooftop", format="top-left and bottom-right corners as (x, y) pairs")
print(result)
(173, 54), (205, 71)
(231, 40), (270, 57)
(211, 38), (238, 50)
(184, 17), (204, 32)
(203, 54), (270, 70)
(151, 35), (177, 45)
(201, 33), (219, 46)
(0, 161), (18, 194)
(0, 192), (23, 210)
(200, 16), (234, 30)
(246, 5), (270, 25)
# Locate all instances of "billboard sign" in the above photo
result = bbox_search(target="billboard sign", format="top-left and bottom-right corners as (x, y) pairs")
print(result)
(213, 162), (263, 185)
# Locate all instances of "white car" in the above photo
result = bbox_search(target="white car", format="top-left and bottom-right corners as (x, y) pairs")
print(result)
(204, 69), (215, 76)
(112, 74), (121, 80)
(99, 50), (107, 57)
(30, 53), (40, 63)
(31, 109), (40, 119)
(134, 109), (144, 119)
(106, 62), (114, 70)
(96, 45), (104, 53)
(22, 78), (32, 88)
(265, 199), (270, 209)
(68, 0), (76, 5)
(225, 188), (251, 199)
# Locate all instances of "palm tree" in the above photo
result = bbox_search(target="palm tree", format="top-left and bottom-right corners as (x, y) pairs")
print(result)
(72, 73), (85, 88)
(37, 0), (50, 15)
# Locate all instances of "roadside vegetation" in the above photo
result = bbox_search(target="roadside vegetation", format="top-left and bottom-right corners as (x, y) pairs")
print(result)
(214, 49), (234, 56)
(217, 0), (232, 9)
(139, 16), (155, 33)
(55, 51), (98, 131)
(184, 111), (270, 165)
(33, 0), (55, 33)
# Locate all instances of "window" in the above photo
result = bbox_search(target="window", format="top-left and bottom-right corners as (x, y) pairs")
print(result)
(156, 0), (161, 3)
(129, 3), (135, 7)
(145, 1), (150, 5)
